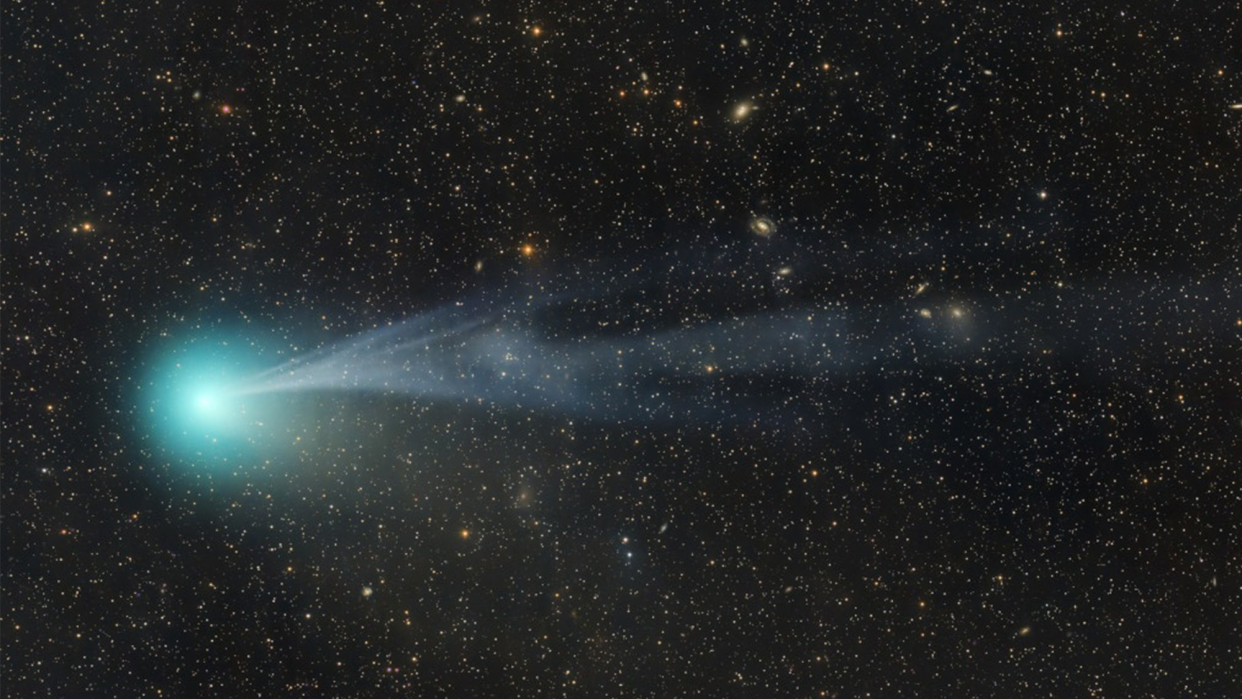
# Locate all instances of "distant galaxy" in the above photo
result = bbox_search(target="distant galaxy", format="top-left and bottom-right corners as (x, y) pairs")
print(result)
(749, 216), (777, 237)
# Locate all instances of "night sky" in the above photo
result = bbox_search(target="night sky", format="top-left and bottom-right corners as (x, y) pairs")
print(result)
(4, 2), (1242, 697)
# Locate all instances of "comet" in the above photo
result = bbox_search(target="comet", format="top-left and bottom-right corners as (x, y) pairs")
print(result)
(143, 243), (1237, 466)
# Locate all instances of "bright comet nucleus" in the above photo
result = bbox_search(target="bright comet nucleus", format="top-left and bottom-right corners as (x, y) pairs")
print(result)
(191, 390), (234, 422)
(141, 337), (288, 468)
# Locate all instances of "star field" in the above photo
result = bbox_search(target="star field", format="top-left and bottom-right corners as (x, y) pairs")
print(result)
(3, 1), (1242, 697)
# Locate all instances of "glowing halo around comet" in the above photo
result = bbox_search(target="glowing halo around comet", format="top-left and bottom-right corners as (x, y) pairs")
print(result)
(140, 336), (289, 469)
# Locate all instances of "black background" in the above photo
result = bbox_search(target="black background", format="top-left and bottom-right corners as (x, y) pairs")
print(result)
(4, 1), (1242, 696)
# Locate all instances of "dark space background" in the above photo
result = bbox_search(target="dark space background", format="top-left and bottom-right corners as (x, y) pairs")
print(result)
(3, 1), (1242, 697)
